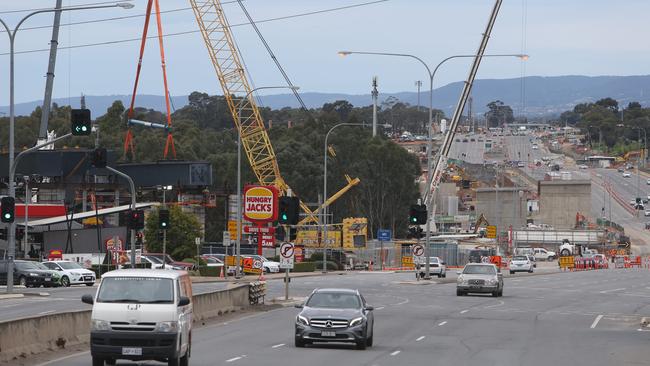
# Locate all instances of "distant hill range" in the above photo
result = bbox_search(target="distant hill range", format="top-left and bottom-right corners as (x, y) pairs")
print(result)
(3, 75), (650, 118)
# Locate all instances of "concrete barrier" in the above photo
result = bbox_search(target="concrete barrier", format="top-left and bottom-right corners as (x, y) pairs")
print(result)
(0, 284), (251, 363)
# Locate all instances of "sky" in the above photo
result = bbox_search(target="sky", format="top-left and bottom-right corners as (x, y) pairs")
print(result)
(0, 0), (649, 106)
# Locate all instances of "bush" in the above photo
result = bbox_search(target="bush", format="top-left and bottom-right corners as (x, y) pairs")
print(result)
(293, 261), (316, 272)
(198, 266), (222, 277)
(309, 252), (323, 262)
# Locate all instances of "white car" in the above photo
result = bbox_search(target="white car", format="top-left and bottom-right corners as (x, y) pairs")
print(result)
(533, 247), (556, 261)
(416, 256), (447, 278)
(578, 164), (588, 169)
(645, 210), (650, 217)
(647, 179), (650, 185)
(509, 255), (534, 274)
(42, 260), (96, 287)
(623, 172), (631, 178)
(532, 144), (539, 150)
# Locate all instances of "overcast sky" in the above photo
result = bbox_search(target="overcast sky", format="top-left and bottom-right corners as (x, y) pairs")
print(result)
(0, 0), (649, 105)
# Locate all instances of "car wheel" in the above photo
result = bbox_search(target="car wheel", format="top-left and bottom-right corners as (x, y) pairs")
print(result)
(456, 289), (463, 296)
(442, 273), (446, 278)
(92, 356), (104, 366)
(61, 276), (70, 287)
(265, 267), (270, 274)
(294, 337), (305, 348)
(366, 332), (373, 347)
(168, 354), (180, 366)
(498, 288), (503, 297)
(86, 283), (94, 287)
(18, 276), (27, 287)
(560, 249), (570, 256)
(528, 268), (533, 273)
(510, 270), (514, 275)
(492, 290), (499, 297)
(356, 337), (367, 350)
(180, 350), (189, 366)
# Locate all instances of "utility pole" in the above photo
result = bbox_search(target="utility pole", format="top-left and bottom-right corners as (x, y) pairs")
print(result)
(468, 96), (473, 133)
(37, 0), (63, 144)
(372, 77), (378, 137)
(415, 80), (422, 112)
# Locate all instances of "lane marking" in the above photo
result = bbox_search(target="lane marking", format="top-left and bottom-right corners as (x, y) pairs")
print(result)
(438, 321), (447, 326)
(599, 288), (626, 294)
(590, 314), (604, 329)
(390, 350), (401, 356)
(226, 356), (245, 363)
(376, 306), (385, 310)
(271, 343), (285, 349)
(416, 336), (425, 342)
(460, 310), (469, 314)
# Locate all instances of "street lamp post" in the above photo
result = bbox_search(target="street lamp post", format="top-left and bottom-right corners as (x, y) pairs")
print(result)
(338, 51), (527, 279)
(0, 2), (133, 294)
(322, 122), (390, 273)
(158, 185), (172, 269)
(235, 86), (299, 278)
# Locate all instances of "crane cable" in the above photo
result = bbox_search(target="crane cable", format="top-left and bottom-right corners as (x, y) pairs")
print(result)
(124, 0), (176, 160)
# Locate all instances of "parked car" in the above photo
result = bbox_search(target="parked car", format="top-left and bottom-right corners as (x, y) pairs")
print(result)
(294, 288), (374, 349)
(617, 167), (625, 173)
(144, 253), (195, 271)
(416, 256), (446, 278)
(140, 255), (175, 270)
(533, 247), (556, 261)
(509, 255), (534, 274)
(203, 254), (240, 275)
(82, 269), (192, 366)
(201, 255), (225, 269)
(42, 260), (96, 287)
(456, 263), (503, 297)
(33, 262), (63, 287)
(245, 255), (280, 273)
(0, 260), (56, 287)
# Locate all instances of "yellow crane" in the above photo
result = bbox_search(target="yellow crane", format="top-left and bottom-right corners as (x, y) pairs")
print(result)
(188, 0), (359, 223)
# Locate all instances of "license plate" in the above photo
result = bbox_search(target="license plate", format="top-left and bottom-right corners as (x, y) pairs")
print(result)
(122, 347), (142, 356)
(84, 277), (93, 281)
(44, 278), (51, 281)
(321, 331), (336, 337)
(470, 285), (481, 289)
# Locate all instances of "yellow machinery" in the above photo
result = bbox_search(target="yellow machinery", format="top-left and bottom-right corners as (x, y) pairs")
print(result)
(473, 213), (490, 234)
(188, 0), (359, 223)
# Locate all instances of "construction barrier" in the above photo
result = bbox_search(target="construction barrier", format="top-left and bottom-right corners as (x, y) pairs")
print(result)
(559, 256), (575, 270)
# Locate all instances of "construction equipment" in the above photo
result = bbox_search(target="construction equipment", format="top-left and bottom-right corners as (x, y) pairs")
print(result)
(473, 213), (490, 234)
(188, 0), (358, 223)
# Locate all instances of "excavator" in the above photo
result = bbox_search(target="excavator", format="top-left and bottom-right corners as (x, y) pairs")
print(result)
(473, 213), (490, 237)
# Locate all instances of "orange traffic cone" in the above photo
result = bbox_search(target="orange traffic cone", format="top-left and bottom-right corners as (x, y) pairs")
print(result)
(219, 266), (225, 279)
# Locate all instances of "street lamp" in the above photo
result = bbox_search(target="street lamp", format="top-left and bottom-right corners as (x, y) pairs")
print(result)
(0, 3), (133, 294)
(338, 51), (528, 279)
(235, 86), (299, 278)
(322, 122), (391, 273)
(157, 185), (173, 268)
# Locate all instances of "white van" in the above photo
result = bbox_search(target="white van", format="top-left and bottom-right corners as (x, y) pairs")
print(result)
(82, 269), (193, 366)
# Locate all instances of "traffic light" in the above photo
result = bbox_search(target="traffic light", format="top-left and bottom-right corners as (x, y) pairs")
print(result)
(278, 196), (300, 225)
(71, 108), (91, 136)
(91, 148), (107, 168)
(128, 209), (145, 230)
(409, 204), (427, 225)
(159, 209), (170, 230)
(1, 197), (15, 223)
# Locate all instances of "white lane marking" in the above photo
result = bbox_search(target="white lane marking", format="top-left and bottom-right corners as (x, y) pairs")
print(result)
(599, 288), (626, 294)
(416, 336), (425, 342)
(37, 310), (55, 316)
(376, 306), (385, 310)
(438, 321), (447, 326)
(271, 343), (285, 349)
(460, 310), (469, 314)
(590, 315), (604, 329)
(34, 351), (89, 366)
(226, 356), (246, 362)
(390, 350), (401, 356)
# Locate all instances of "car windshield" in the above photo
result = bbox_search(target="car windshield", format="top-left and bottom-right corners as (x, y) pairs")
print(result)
(429, 257), (439, 263)
(33, 262), (50, 270)
(58, 262), (83, 270)
(15, 261), (40, 270)
(306, 292), (360, 309)
(513, 256), (528, 261)
(144, 256), (163, 264)
(97, 277), (174, 304)
(463, 265), (496, 275)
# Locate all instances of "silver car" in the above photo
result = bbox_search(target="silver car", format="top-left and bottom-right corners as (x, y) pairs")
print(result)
(456, 263), (503, 297)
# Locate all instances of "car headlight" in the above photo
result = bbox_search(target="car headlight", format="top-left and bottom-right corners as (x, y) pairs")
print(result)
(487, 279), (498, 285)
(29, 273), (41, 277)
(155, 321), (179, 333)
(91, 319), (111, 331)
(349, 317), (364, 327)
(296, 315), (309, 326)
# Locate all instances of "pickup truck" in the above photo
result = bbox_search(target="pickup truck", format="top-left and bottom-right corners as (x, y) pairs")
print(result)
(533, 247), (556, 261)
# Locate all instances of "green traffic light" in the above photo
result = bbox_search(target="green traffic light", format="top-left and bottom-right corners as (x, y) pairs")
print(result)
(281, 213), (288, 221)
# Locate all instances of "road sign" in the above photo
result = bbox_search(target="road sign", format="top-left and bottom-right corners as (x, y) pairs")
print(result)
(223, 231), (231, 247)
(377, 229), (391, 241)
(244, 226), (276, 234)
(279, 242), (295, 269)
(260, 233), (275, 248)
(486, 225), (497, 239)
(242, 257), (262, 275)
(243, 185), (278, 223)
(412, 244), (425, 264)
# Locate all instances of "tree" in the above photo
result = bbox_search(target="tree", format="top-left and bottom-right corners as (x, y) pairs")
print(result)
(144, 206), (202, 260)
(484, 100), (514, 127)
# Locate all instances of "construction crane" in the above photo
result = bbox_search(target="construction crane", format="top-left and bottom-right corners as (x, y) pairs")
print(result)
(188, 0), (358, 222)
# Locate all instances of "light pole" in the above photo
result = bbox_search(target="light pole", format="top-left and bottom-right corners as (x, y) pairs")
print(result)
(322, 122), (390, 273)
(0, 2), (133, 293)
(157, 185), (172, 269)
(235, 85), (299, 277)
(338, 51), (528, 279)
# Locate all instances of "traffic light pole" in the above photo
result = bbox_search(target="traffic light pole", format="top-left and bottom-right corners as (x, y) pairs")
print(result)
(162, 190), (167, 269)
(5, 132), (71, 293)
(106, 166), (137, 268)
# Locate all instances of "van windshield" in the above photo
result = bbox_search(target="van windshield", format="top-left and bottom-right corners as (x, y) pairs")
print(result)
(97, 277), (174, 304)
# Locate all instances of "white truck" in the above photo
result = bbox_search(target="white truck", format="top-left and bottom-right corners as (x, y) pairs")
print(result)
(533, 247), (556, 261)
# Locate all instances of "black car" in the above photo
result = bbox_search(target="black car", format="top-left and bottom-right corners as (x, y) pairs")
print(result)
(295, 289), (374, 349)
(0, 260), (55, 287)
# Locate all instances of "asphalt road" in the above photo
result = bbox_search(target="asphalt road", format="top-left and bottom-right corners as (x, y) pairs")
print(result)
(30, 269), (650, 366)
(448, 133), (486, 164)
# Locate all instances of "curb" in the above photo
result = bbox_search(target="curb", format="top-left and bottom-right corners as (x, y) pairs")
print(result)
(269, 296), (307, 307)
(0, 294), (24, 300)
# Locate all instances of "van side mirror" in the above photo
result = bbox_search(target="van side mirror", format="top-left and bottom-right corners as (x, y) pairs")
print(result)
(81, 294), (94, 305)
(178, 296), (190, 307)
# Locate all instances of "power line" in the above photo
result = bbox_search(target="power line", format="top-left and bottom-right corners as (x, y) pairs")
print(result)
(0, 0), (390, 56)
(0, 0), (134, 15)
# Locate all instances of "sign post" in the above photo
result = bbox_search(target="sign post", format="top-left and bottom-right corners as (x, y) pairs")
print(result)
(377, 229), (391, 270)
(223, 231), (231, 258)
(280, 241), (295, 300)
(243, 185), (278, 255)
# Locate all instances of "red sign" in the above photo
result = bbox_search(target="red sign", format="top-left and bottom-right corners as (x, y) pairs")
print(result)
(243, 185), (278, 223)
(48, 249), (63, 261)
(294, 246), (304, 263)
(244, 226), (276, 234)
(261, 234), (275, 248)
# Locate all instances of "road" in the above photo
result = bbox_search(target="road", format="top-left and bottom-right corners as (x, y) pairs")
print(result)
(31, 269), (650, 366)
(448, 133), (485, 164)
